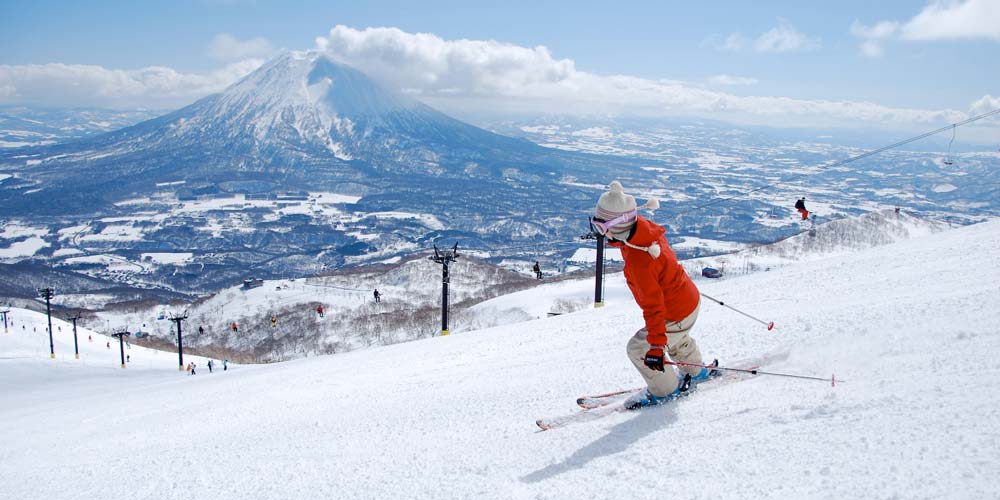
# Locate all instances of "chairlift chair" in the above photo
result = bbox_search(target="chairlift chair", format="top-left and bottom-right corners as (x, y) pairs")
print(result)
(943, 124), (956, 166)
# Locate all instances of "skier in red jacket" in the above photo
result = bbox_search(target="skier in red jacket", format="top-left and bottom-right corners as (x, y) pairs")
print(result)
(591, 181), (713, 409)
(795, 197), (809, 220)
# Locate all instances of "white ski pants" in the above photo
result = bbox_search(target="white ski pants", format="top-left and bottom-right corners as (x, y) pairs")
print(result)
(626, 301), (704, 398)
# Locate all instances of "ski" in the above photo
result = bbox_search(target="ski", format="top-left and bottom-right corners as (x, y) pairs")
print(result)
(537, 403), (628, 431)
(537, 386), (698, 431)
(537, 362), (760, 431)
(576, 389), (636, 409)
(576, 360), (747, 410)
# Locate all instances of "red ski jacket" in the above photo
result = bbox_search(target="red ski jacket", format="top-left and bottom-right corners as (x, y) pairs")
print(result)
(607, 215), (700, 347)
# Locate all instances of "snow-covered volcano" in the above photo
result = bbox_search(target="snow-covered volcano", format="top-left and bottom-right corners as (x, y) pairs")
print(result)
(166, 51), (533, 162)
(0, 51), (572, 215)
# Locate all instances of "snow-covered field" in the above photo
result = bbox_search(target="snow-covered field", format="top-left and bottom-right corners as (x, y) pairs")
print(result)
(2, 219), (999, 499)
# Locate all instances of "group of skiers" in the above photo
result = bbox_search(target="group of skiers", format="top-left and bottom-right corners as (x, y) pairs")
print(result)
(245, 289), (384, 331)
(186, 359), (228, 375)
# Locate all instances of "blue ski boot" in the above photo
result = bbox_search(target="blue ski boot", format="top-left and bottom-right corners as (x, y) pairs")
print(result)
(687, 359), (720, 383)
(623, 374), (693, 410)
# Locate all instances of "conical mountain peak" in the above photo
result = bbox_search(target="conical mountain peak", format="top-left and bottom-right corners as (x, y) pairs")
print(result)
(219, 51), (420, 121)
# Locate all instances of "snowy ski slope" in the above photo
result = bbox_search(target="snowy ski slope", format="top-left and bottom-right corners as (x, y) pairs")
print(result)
(2, 219), (999, 499)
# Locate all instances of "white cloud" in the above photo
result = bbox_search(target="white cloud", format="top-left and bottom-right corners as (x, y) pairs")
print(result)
(852, 0), (1000, 57)
(315, 26), (576, 96)
(714, 21), (819, 53)
(850, 20), (900, 57)
(315, 25), (967, 130)
(850, 20), (901, 39)
(753, 22), (820, 53)
(708, 74), (759, 86)
(902, 0), (1000, 40)
(0, 59), (264, 108)
(208, 33), (276, 61)
(971, 94), (1000, 114)
(718, 33), (749, 51)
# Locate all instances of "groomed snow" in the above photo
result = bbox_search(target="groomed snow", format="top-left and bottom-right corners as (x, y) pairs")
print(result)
(2, 219), (999, 499)
(0, 236), (49, 261)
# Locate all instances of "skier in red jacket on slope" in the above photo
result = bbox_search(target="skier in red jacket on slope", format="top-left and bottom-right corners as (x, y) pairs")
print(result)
(795, 197), (809, 220)
(591, 181), (713, 409)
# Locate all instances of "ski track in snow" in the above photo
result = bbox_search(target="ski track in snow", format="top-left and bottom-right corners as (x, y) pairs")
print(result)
(2, 220), (1000, 499)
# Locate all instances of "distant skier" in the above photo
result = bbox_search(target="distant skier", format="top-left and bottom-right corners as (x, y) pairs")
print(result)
(106, 341), (111, 350)
(223, 359), (229, 371)
(231, 322), (238, 333)
(795, 197), (809, 220)
(316, 305), (325, 318)
(186, 362), (192, 375)
(191, 362), (196, 375)
(373, 289), (381, 303)
(271, 316), (277, 328)
(126, 354), (130, 363)
(88, 335), (92, 342)
(590, 181), (713, 410)
(208, 359), (214, 373)
(533, 261), (543, 280)
(198, 326), (205, 335)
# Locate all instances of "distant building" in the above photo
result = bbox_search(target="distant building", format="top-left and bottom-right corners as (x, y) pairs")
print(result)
(242, 278), (264, 290)
(245, 193), (277, 201)
(276, 191), (309, 201)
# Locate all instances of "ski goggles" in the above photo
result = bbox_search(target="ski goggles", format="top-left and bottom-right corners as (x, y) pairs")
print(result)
(589, 209), (637, 236)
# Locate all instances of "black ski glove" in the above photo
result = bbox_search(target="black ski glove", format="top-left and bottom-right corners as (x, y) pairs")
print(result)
(643, 347), (665, 371)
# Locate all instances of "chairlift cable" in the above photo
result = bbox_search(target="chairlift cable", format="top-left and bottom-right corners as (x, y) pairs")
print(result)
(407, 109), (999, 268)
(688, 107), (1000, 213)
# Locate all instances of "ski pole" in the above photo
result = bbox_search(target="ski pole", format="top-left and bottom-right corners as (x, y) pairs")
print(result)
(700, 292), (775, 331)
(667, 360), (839, 386)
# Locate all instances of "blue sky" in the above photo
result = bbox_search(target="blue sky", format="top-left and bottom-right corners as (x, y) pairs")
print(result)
(1, 0), (997, 132)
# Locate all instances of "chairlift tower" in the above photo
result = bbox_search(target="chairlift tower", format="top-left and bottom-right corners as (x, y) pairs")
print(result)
(430, 244), (459, 336)
(66, 313), (82, 359)
(111, 328), (131, 369)
(168, 313), (189, 372)
(38, 288), (55, 358)
(581, 231), (606, 308)
(1, 306), (10, 334)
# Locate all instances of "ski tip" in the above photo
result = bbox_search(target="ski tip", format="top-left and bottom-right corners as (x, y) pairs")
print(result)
(536, 419), (552, 431)
(767, 321), (775, 331)
(575, 397), (586, 406)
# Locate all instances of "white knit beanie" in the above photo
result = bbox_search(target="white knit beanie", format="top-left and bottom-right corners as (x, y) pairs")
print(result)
(594, 180), (663, 258)
(595, 181), (638, 233)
